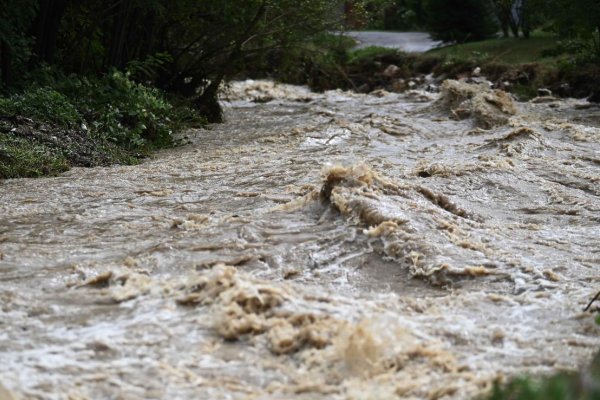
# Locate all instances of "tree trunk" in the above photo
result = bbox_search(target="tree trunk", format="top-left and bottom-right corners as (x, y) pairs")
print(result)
(107, 0), (133, 69)
(194, 2), (267, 123)
(493, 3), (512, 38)
(519, 0), (529, 39)
(594, 26), (600, 58)
(1, 41), (12, 91)
(509, 19), (520, 37)
(194, 87), (223, 123)
(30, 0), (68, 65)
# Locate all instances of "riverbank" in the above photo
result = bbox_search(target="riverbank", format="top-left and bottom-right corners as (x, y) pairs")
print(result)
(268, 32), (600, 104)
(0, 72), (204, 179)
(0, 114), (136, 178)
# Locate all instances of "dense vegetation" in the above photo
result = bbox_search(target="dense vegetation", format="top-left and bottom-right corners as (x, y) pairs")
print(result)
(1, 0), (342, 116)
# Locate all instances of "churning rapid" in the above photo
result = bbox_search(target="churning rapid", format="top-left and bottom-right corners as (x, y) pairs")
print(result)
(1, 79), (599, 399)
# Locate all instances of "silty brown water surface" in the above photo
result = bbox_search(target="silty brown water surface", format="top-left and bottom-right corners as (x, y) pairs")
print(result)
(1, 80), (599, 399)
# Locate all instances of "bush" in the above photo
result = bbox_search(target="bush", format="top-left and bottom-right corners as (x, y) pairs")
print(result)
(484, 347), (600, 400)
(60, 71), (174, 149)
(1, 70), (182, 150)
(0, 69), (204, 179)
(252, 33), (355, 91)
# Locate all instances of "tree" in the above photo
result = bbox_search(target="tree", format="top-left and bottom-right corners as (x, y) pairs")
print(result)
(492, 0), (546, 39)
(372, 0), (427, 30)
(0, 0), (38, 90)
(29, 0), (68, 66)
(153, 0), (341, 121)
(1, 0), (342, 119)
(425, 0), (498, 43)
(492, 0), (517, 37)
(548, 0), (600, 59)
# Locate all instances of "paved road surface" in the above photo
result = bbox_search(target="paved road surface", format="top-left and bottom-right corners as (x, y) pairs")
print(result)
(343, 31), (442, 52)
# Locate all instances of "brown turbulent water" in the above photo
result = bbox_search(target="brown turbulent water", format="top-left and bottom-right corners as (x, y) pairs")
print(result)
(1, 80), (599, 400)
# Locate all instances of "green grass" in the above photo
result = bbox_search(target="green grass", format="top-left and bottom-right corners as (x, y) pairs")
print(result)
(0, 135), (70, 178)
(348, 46), (399, 64)
(428, 32), (560, 65)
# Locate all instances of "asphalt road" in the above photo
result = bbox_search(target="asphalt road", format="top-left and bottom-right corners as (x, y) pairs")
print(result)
(343, 31), (442, 52)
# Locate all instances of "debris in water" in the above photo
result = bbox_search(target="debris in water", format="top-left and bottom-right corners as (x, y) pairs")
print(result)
(434, 79), (517, 128)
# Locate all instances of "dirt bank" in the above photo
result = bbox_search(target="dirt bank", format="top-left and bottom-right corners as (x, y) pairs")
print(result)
(0, 115), (137, 179)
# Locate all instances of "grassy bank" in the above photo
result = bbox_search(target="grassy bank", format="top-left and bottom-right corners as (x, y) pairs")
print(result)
(271, 32), (600, 102)
(0, 71), (204, 179)
(428, 32), (560, 65)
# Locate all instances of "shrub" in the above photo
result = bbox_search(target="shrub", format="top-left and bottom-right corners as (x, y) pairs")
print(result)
(1, 72), (178, 150)
(59, 71), (174, 149)
(0, 67), (206, 178)
(484, 373), (600, 400)
(484, 348), (600, 400)
(251, 33), (355, 91)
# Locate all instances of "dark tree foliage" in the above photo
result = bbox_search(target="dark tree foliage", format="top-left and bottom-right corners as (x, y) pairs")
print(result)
(425, 0), (499, 43)
(0, 0), (38, 89)
(548, 0), (600, 58)
(0, 0), (341, 120)
(491, 0), (546, 39)
(382, 0), (427, 30)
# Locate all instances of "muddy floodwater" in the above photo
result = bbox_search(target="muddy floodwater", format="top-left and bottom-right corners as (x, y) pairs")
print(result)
(1, 80), (599, 399)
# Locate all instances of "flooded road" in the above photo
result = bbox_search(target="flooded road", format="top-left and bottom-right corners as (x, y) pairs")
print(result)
(1, 80), (599, 399)
(343, 31), (441, 52)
